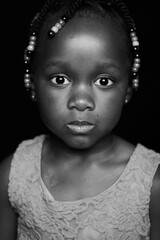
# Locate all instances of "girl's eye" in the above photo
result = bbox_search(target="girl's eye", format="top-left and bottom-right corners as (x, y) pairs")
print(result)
(94, 76), (115, 88)
(50, 75), (70, 86)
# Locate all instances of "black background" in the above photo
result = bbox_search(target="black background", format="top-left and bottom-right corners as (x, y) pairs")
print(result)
(1, 0), (159, 160)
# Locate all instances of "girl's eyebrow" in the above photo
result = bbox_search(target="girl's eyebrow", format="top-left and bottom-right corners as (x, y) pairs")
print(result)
(98, 62), (121, 71)
(45, 60), (71, 69)
(45, 60), (121, 72)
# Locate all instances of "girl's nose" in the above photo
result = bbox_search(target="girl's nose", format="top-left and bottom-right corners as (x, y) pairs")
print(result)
(67, 85), (95, 111)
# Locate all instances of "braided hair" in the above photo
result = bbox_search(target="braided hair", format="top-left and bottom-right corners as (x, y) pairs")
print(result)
(29, 0), (135, 35)
(24, 0), (140, 92)
(29, 0), (83, 34)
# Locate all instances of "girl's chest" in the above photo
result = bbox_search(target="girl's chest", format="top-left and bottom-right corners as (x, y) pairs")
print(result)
(41, 163), (125, 202)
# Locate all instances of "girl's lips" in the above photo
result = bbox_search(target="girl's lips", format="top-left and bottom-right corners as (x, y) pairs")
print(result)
(67, 121), (95, 133)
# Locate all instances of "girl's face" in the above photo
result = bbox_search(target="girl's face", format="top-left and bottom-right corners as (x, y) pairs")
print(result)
(34, 15), (131, 149)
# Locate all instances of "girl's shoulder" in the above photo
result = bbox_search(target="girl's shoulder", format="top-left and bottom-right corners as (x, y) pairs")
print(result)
(132, 143), (160, 238)
(0, 135), (45, 194)
(0, 154), (13, 213)
(0, 135), (45, 218)
(149, 159), (160, 238)
(119, 136), (160, 166)
(0, 154), (18, 239)
(118, 138), (160, 237)
(115, 136), (160, 171)
(0, 154), (13, 196)
(14, 134), (45, 152)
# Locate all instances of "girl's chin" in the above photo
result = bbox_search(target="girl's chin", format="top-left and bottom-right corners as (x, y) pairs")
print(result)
(63, 135), (97, 150)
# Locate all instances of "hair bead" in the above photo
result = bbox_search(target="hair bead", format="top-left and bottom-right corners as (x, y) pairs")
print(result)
(133, 63), (140, 68)
(24, 74), (30, 79)
(132, 78), (139, 90)
(48, 30), (56, 38)
(132, 67), (138, 72)
(27, 45), (34, 51)
(62, 15), (68, 22)
(134, 58), (140, 63)
(51, 26), (59, 33)
(48, 15), (69, 39)
(30, 36), (36, 41)
(55, 23), (62, 29)
(133, 40), (139, 47)
(59, 19), (65, 26)
(29, 41), (36, 46)
(130, 32), (136, 37)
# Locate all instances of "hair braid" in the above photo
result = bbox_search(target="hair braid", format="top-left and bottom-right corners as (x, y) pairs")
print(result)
(111, 0), (136, 30)
(65, 0), (84, 19)
(30, 0), (55, 33)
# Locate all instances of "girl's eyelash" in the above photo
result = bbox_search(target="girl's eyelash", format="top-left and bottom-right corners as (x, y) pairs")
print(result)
(94, 76), (115, 88)
(49, 74), (115, 88)
(50, 75), (71, 86)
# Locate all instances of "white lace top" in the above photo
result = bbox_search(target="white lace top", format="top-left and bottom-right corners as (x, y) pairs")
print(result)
(8, 135), (160, 240)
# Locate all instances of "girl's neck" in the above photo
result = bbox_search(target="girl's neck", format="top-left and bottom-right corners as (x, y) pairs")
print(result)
(45, 133), (119, 166)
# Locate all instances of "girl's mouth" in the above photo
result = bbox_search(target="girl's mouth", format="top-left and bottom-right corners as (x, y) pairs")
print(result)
(67, 121), (95, 134)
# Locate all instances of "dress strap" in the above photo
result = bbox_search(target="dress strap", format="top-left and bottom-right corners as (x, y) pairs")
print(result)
(126, 144), (160, 198)
(8, 135), (46, 210)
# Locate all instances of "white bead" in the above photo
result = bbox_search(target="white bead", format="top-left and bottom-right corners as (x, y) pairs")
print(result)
(24, 74), (30, 79)
(24, 82), (31, 88)
(133, 63), (140, 68)
(130, 32), (136, 37)
(132, 40), (139, 47)
(55, 23), (62, 29)
(59, 19), (65, 26)
(125, 98), (128, 104)
(133, 79), (139, 89)
(24, 79), (30, 84)
(132, 67), (138, 72)
(51, 26), (59, 33)
(134, 58), (140, 63)
(27, 45), (34, 51)
(30, 36), (36, 41)
(31, 93), (36, 100)
(133, 83), (139, 87)
(132, 36), (138, 41)
(133, 79), (139, 83)
(29, 41), (36, 46)
(24, 55), (30, 61)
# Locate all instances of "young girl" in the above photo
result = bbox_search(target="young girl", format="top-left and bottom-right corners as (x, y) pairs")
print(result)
(0, 0), (160, 239)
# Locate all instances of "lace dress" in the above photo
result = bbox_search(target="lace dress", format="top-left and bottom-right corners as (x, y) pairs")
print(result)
(8, 135), (160, 240)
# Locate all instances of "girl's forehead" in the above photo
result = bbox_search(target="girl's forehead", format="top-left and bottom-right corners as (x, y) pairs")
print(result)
(38, 16), (129, 74)
(47, 14), (125, 39)
(41, 15), (127, 57)
(41, 16), (126, 67)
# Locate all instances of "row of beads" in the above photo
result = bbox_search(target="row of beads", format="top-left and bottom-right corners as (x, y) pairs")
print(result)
(27, 35), (36, 51)
(24, 73), (31, 89)
(48, 15), (68, 38)
(130, 29), (139, 47)
(130, 28), (140, 90)
(132, 79), (139, 89)
(24, 32), (37, 90)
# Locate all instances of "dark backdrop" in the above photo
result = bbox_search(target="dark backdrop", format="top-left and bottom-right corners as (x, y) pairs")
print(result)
(1, 0), (159, 160)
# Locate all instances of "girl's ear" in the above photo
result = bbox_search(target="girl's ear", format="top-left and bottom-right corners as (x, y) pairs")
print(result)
(125, 85), (133, 104)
